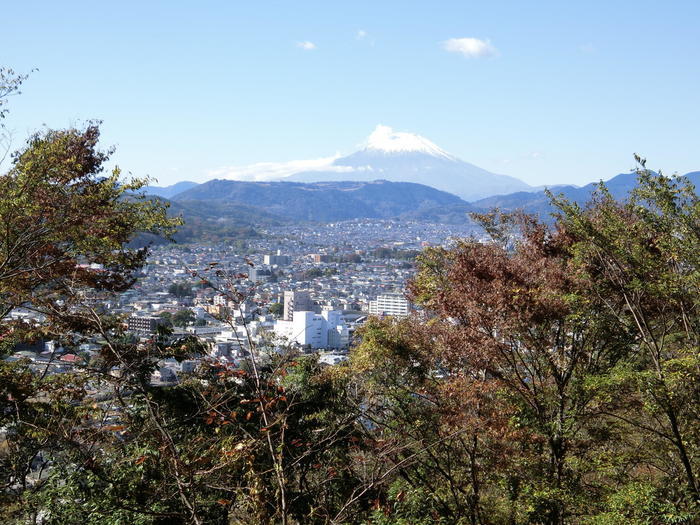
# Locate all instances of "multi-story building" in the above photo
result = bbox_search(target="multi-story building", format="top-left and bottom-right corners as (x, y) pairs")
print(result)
(274, 310), (349, 350)
(213, 294), (229, 306)
(264, 252), (291, 266)
(368, 293), (411, 317)
(127, 315), (164, 334)
(283, 290), (313, 321)
(249, 267), (272, 282)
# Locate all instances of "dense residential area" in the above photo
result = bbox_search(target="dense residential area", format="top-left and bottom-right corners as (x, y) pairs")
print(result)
(14, 221), (440, 383)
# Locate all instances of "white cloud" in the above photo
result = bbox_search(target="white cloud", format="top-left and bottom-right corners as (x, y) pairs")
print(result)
(208, 154), (358, 182)
(296, 41), (317, 50)
(355, 29), (375, 47)
(578, 43), (595, 53)
(443, 37), (498, 58)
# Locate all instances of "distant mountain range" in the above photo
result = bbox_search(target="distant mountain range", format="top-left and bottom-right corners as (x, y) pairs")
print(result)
(471, 171), (700, 219)
(143, 171), (700, 241)
(144, 125), (554, 207)
(142, 125), (700, 238)
(398, 171), (700, 224)
(170, 179), (465, 222)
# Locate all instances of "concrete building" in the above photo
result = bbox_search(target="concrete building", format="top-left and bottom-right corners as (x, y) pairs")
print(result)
(274, 310), (349, 350)
(264, 251), (291, 266)
(368, 293), (411, 317)
(283, 290), (313, 321)
(127, 315), (164, 334)
(213, 294), (228, 306)
(250, 267), (272, 282)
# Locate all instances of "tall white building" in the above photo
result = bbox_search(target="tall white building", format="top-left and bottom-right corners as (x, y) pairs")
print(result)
(368, 293), (411, 317)
(274, 310), (349, 350)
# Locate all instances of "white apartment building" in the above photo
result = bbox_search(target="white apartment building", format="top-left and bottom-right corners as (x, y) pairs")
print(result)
(274, 310), (349, 350)
(368, 293), (411, 317)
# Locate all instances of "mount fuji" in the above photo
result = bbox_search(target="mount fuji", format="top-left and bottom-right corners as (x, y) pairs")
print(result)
(284, 125), (533, 201)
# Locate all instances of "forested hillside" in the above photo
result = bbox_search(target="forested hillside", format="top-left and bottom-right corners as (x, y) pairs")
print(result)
(169, 179), (466, 222)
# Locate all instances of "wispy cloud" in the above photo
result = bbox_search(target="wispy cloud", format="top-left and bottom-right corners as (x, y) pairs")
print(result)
(356, 29), (375, 46)
(296, 41), (317, 51)
(208, 154), (358, 182)
(443, 37), (498, 58)
(578, 42), (595, 53)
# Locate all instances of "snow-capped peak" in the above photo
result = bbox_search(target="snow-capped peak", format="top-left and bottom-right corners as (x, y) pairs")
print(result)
(363, 125), (456, 160)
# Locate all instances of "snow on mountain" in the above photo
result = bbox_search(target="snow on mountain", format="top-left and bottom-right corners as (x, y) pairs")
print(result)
(363, 124), (456, 160)
(212, 125), (533, 202)
(288, 125), (533, 201)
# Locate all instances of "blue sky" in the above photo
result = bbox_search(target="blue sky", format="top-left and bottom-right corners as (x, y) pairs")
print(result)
(2, 0), (699, 187)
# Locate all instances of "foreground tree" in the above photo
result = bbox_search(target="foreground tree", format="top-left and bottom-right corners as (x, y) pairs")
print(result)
(351, 317), (518, 525)
(0, 124), (179, 522)
(375, 216), (633, 523)
(552, 165), (700, 514)
(0, 67), (31, 164)
(0, 125), (178, 331)
(352, 165), (699, 524)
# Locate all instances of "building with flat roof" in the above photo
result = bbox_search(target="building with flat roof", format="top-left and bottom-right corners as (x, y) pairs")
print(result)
(274, 310), (349, 350)
(127, 315), (164, 334)
(368, 293), (411, 318)
(264, 251), (291, 266)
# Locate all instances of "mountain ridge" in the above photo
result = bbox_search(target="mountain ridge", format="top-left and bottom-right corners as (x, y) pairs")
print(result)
(170, 179), (467, 222)
(143, 181), (199, 198)
(470, 171), (700, 219)
(142, 171), (700, 241)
